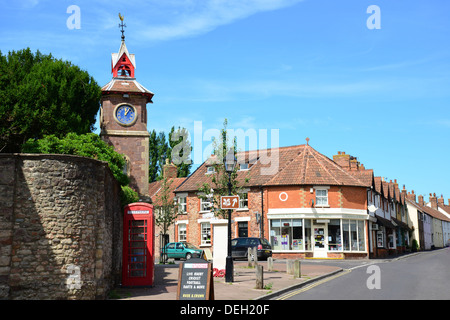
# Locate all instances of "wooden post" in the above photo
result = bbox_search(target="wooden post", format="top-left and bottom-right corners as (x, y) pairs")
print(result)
(255, 265), (264, 289)
(248, 247), (253, 268)
(286, 260), (294, 275)
(253, 246), (258, 266)
(293, 259), (301, 278)
(267, 257), (273, 271)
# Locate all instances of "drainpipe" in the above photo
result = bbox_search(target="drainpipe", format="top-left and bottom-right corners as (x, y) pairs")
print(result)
(260, 186), (264, 239)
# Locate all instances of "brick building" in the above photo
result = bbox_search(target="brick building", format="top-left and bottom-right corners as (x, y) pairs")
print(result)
(172, 143), (376, 259)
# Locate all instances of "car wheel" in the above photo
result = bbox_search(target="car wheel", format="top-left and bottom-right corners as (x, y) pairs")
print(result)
(186, 253), (192, 260)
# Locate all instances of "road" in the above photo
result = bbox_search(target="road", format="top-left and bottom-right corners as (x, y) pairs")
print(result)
(277, 247), (450, 300)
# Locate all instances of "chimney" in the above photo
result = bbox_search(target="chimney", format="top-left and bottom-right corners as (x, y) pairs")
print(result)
(401, 185), (407, 198)
(163, 159), (178, 179)
(333, 151), (350, 170)
(418, 195), (424, 206)
(429, 193), (438, 210)
(407, 190), (416, 202)
(438, 195), (444, 207)
(349, 158), (359, 171)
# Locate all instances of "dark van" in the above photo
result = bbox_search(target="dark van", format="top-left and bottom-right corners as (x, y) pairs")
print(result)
(231, 237), (272, 260)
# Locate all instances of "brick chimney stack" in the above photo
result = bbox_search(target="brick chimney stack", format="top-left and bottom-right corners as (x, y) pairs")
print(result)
(401, 185), (407, 198)
(163, 159), (178, 179)
(333, 151), (350, 170)
(407, 190), (416, 202)
(418, 194), (424, 206)
(429, 193), (438, 210)
(438, 195), (444, 207)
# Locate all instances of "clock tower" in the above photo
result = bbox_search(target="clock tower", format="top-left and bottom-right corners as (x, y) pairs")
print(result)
(100, 17), (153, 197)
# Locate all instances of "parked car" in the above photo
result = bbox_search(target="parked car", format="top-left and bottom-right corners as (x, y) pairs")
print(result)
(231, 237), (272, 260)
(161, 242), (203, 260)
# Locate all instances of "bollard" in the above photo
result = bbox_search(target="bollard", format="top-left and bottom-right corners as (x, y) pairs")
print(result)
(293, 259), (301, 278)
(267, 257), (273, 271)
(248, 247), (253, 268)
(286, 260), (294, 275)
(255, 265), (264, 289)
(253, 246), (258, 266)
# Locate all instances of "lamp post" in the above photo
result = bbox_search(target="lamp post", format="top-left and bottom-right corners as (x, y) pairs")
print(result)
(224, 149), (237, 283)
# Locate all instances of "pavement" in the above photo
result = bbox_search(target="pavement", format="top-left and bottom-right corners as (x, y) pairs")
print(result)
(112, 259), (343, 300)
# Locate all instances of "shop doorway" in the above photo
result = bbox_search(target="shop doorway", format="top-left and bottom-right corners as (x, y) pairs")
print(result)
(313, 224), (328, 258)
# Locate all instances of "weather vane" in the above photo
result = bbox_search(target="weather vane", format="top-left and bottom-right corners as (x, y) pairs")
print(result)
(118, 13), (126, 41)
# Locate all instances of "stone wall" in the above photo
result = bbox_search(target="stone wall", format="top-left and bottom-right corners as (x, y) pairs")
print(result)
(0, 154), (122, 300)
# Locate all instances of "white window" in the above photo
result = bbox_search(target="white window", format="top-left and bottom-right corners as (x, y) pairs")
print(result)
(206, 166), (215, 174)
(201, 223), (211, 245)
(200, 198), (211, 212)
(315, 189), (328, 206)
(239, 163), (249, 170)
(239, 193), (248, 209)
(178, 224), (186, 242)
(178, 196), (187, 214)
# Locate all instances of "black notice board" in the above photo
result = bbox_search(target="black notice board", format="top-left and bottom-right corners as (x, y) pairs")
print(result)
(177, 258), (214, 300)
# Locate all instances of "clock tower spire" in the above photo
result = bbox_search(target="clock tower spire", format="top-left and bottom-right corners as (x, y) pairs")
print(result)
(100, 15), (153, 198)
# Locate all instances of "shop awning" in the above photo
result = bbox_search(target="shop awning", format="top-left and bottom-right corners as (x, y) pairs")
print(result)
(375, 215), (396, 229)
(392, 217), (412, 231)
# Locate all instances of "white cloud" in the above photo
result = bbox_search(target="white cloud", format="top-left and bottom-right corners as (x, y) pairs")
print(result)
(137, 0), (303, 41)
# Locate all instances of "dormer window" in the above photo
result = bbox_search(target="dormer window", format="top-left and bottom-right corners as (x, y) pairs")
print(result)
(239, 163), (249, 171)
(206, 166), (215, 174)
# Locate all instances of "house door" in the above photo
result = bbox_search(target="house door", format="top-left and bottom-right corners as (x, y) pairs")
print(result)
(313, 224), (328, 258)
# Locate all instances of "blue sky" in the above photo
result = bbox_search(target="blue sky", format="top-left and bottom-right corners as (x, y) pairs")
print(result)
(2, 0), (450, 203)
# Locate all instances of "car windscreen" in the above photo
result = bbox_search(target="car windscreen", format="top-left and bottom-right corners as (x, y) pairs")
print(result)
(184, 243), (198, 249)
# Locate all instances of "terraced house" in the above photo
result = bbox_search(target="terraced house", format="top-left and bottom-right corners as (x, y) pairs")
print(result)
(151, 141), (449, 261)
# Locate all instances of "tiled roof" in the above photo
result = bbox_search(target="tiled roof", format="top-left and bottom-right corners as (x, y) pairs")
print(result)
(102, 77), (154, 102)
(149, 177), (186, 206)
(175, 144), (369, 192)
(406, 199), (450, 222)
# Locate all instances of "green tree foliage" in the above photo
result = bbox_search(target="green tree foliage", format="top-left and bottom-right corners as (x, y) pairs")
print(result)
(0, 48), (101, 153)
(168, 126), (192, 178)
(149, 126), (192, 182)
(198, 119), (249, 219)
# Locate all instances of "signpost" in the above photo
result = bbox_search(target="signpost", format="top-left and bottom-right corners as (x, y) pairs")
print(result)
(177, 258), (214, 300)
(221, 195), (240, 209)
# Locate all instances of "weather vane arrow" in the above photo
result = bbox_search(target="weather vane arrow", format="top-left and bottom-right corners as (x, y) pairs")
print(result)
(118, 13), (126, 40)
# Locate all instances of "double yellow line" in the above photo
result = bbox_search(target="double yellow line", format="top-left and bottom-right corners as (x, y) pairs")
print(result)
(276, 269), (351, 300)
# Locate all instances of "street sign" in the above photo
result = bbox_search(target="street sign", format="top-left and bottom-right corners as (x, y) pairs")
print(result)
(221, 195), (240, 209)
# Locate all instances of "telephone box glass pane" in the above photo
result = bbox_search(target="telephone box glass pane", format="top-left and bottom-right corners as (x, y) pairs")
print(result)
(127, 219), (148, 278)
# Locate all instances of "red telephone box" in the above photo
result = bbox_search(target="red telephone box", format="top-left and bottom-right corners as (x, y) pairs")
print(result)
(122, 202), (154, 287)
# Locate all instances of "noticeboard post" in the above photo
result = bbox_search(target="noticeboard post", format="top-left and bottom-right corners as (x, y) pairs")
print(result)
(177, 258), (214, 300)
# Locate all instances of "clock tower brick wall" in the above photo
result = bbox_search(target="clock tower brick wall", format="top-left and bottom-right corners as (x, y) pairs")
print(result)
(100, 94), (150, 197)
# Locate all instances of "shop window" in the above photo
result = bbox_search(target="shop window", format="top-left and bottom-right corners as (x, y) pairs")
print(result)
(178, 224), (186, 242)
(328, 219), (342, 251)
(238, 222), (248, 237)
(270, 219), (309, 251)
(377, 229), (385, 248)
(342, 219), (366, 251)
(201, 223), (211, 245)
(388, 233), (395, 249)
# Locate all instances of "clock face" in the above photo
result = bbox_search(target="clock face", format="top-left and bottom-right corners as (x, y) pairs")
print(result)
(115, 104), (136, 125)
